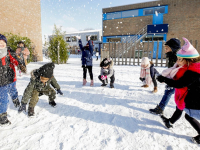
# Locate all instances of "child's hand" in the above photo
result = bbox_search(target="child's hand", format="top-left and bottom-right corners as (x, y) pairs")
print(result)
(57, 89), (64, 95)
(76, 35), (81, 40)
(157, 75), (166, 83)
(101, 75), (107, 80)
(88, 35), (91, 41)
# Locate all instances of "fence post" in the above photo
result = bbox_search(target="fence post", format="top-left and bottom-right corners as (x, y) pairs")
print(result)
(118, 43), (120, 65)
(122, 42), (124, 65)
(147, 41), (149, 60)
(114, 42), (116, 65)
(137, 43), (140, 66)
(156, 40), (159, 67)
(133, 44), (136, 66)
(161, 41), (165, 67)
(125, 42), (128, 65)
(109, 42), (111, 59)
(129, 42), (132, 65)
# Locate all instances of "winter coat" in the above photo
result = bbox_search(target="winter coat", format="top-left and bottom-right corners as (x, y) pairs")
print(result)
(0, 48), (23, 87)
(100, 60), (114, 78)
(150, 62), (159, 79)
(16, 47), (30, 60)
(79, 40), (93, 66)
(162, 62), (200, 110)
(21, 69), (60, 104)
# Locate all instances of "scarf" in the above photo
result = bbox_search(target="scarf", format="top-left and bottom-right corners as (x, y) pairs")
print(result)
(140, 64), (152, 86)
(161, 63), (182, 79)
(0, 47), (7, 59)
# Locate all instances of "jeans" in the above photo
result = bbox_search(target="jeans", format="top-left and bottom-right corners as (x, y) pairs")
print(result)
(158, 87), (175, 110)
(0, 85), (9, 114)
(7, 82), (18, 100)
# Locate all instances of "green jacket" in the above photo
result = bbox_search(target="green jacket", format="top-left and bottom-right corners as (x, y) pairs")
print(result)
(21, 70), (60, 104)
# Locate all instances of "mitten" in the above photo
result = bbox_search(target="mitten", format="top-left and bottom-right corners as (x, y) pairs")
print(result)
(88, 35), (91, 41)
(18, 103), (27, 113)
(101, 75), (107, 80)
(157, 75), (166, 83)
(76, 35), (81, 40)
(19, 65), (26, 73)
(57, 89), (64, 95)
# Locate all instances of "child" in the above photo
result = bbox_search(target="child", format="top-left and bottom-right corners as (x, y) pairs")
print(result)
(0, 34), (26, 125)
(77, 35), (94, 86)
(98, 58), (115, 88)
(157, 37), (200, 144)
(140, 57), (159, 93)
(96, 51), (99, 61)
(149, 38), (181, 114)
(16, 41), (30, 76)
(18, 62), (63, 117)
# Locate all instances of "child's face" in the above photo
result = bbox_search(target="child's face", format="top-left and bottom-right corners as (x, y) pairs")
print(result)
(0, 40), (6, 49)
(141, 64), (148, 68)
(164, 46), (172, 53)
(176, 57), (186, 67)
(40, 76), (50, 83)
(19, 43), (24, 47)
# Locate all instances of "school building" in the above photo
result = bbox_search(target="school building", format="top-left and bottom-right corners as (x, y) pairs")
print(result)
(102, 0), (200, 59)
(0, 0), (43, 61)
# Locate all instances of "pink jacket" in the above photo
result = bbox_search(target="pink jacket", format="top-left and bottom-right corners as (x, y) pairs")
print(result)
(16, 47), (30, 60)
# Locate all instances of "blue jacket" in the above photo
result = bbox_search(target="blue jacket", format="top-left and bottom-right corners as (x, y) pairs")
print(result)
(79, 40), (93, 66)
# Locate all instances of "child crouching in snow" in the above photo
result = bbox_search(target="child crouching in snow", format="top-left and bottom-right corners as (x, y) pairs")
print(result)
(140, 57), (159, 93)
(18, 62), (63, 117)
(98, 58), (115, 88)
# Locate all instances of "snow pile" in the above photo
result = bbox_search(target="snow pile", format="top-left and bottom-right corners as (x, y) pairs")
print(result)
(0, 57), (199, 150)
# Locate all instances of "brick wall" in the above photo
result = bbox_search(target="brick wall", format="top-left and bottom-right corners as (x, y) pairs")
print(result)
(103, 0), (200, 52)
(0, 0), (43, 61)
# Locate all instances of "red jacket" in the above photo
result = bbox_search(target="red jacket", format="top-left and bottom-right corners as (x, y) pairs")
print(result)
(8, 50), (19, 83)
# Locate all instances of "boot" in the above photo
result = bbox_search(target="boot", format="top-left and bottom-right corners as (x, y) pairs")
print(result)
(49, 101), (57, 107)
(160, 115), (173, 129)
(153, 87), (158, 93)
(83, 79), (87, 86)
(149, 105), (163, 115)
(101, 80), (107, 87)
(192, 135), (200, 144)
(110, 83), (114, 88)
(28, 107), (35, 117)
(12, 98), (20, 108)
(90, 80), (94, 86)
(0, 112), (11, 126)
(141, 84), (149, 88)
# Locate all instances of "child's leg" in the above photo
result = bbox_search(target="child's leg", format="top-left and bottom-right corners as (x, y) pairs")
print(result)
(43, 88), (56, 103)
(83, 67), (87, 79)
(87, 66), (93, 80)
(110, 74), (115, 88)
(29, 90), (39, 108)
(0, 85), (9, 114)
(8, 82), (18, 100)
(152, 75), (158, 93)
(185, 113), (200, 135)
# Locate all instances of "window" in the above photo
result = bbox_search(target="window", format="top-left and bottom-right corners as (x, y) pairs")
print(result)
(144, 37), (153, 41)
(106, 37), (121, 43)
(71, 36), (77, 42)
(86, 35), (98, 41)
(122, 10), (138, 18)
(66, 37), (71, 42)
(155, 7), (165, 14)
(153, 36), (164, 41)
(143, 8), (154, 15)
(107, 12), (121, 20)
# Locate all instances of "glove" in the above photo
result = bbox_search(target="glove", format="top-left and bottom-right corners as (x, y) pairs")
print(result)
(156, 75), (166, 83)
(88, 35), (91, 41)
(76, 35), (81, 40)
(19, 64), (27, 73)
(139, 77), (145, 82)
(57, 89), (63, 95)
(18, 103), (27, 113)
(101, 75), (107, 80)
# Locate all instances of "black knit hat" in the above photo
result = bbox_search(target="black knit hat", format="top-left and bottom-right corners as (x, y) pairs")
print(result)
(39, 62), (55, 78)
(0, 34), (7, 44)
(165, 38), (181, 52)
(100, 58), (111, 67)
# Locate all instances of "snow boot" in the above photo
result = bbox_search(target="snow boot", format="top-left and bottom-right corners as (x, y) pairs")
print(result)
(141, 84), (149, 88)
(110, 83), (114, 88)
(161, 115), (173, 129)
(191, 135), (200, 144)
(83, 79), (87, 86)
(28, 107), (35, 117)
(153, 87), (158, 93)
(49, 101), (57, 107)
(12, 98), (20, 108)
(149, 105), (163, 115)
(0, 112), (11, 126)
(90, 80), (94, 86)
(101, 80), (107, 87)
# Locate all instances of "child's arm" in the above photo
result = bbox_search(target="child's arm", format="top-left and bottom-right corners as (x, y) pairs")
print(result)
(78, 39), (84, 51)
(107, 68), (114, 78)
(88, 40), (93, 56)
(50, 76), (63, 95)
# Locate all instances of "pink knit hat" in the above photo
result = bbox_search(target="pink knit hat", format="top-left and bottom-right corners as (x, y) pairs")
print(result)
(177, 37), (199, 58)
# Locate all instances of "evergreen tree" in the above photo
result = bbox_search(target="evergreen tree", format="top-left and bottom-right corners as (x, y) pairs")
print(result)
(48, 25), (69, 64)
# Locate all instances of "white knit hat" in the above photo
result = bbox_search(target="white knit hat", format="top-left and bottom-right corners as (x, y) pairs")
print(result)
(141, 57), (150, 66)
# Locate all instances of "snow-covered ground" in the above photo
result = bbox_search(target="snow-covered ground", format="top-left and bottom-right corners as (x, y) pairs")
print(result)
(0, 55), (199, 150)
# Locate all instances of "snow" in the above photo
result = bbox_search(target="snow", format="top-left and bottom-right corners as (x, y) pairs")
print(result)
(0, 56), (199, 150)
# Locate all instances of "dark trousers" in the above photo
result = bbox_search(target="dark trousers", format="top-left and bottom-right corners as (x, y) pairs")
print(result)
(169, 107), (200, 134)
(83, 66), (93, 80)
(96, 56), (98, 60)
(98, 74), (115, 84)
(152, 76), (157, 87)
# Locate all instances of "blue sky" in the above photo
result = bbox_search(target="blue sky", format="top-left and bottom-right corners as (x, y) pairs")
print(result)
(41, 0), (154, 42)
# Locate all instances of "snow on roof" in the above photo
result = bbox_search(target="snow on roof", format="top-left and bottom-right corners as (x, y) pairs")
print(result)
(65, 29), (102, 35)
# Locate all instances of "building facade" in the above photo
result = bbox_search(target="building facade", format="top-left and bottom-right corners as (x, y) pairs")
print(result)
(0, 0), (43, 61)
(102, 0), (200, 57)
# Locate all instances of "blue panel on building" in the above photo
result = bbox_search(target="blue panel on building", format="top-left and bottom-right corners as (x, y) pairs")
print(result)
(153, 14), (163, 24)
(153, 41), (163, 59)
(147, 24), (168, 34)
